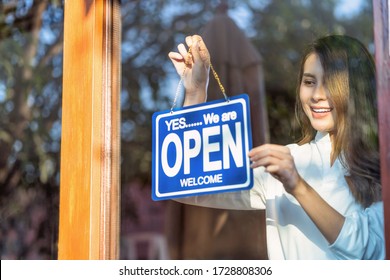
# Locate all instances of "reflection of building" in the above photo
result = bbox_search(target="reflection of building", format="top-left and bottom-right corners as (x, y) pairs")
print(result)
(121, 181), (169, 259)
(202, 2), (269, 146)
(121, 179), (268, 259)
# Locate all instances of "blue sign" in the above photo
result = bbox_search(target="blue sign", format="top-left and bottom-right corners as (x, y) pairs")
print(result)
(152, 94), (253, 201)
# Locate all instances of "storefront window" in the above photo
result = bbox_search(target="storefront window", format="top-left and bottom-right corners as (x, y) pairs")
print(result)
(119, 0), (376, 260)
(0, 1), (64, 259)
(1, 0), (384, 260)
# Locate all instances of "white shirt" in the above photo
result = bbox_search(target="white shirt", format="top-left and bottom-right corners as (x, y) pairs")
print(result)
(178, 132), (385, 259)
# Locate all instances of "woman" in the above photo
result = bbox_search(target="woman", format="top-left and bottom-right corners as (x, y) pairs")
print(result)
(167, 34), (384, 259)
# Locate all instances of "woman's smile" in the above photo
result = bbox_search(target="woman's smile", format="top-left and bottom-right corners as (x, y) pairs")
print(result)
(310, 106), (334, 118)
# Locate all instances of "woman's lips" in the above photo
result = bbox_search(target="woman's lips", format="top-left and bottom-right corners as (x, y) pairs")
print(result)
(310, 106), (333, 118)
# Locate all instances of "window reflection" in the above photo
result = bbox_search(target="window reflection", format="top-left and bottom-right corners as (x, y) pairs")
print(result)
(0, 1), (64, 259)
(119, 0), (375, 260)
(0, 0), (377, 260)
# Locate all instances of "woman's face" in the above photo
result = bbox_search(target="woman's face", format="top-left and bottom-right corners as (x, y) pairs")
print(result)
(300, 53), (337, 134)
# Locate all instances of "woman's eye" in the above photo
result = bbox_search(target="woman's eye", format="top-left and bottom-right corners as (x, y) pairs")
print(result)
(302, 79), (315, 86)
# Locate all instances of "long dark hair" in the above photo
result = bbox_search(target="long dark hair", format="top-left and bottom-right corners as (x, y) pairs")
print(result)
(295, 35), (381, 207)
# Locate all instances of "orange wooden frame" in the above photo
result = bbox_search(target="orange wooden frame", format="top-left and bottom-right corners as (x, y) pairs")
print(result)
(58, 0), (121, 260)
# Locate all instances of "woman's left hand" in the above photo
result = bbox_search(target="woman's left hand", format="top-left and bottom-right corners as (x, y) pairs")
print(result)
(249, 144), (345, 244)
(248, 144), (302, 194)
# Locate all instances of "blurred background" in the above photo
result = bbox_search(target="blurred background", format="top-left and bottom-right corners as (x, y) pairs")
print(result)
(0, 0), (374, 259)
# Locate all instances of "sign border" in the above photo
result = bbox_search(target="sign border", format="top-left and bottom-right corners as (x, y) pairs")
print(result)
(152, 94), (253, 200)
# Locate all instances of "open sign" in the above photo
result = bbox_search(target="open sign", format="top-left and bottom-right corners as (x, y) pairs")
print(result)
(152, 94), (253, 201)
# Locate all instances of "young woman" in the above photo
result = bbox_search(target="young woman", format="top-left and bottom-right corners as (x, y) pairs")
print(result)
(168, 34), (384, 259)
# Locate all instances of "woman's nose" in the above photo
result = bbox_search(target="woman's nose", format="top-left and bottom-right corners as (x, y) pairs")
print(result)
(312, 85), (327, 101)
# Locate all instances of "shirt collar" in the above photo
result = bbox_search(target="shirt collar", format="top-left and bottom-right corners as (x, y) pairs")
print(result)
(314, 131), (331, 144)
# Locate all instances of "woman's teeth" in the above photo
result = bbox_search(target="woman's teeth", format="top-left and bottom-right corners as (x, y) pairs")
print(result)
(312, 108), (331, 113)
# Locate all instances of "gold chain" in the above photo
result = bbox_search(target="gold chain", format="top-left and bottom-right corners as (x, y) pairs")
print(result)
(210, 63), (228, 101)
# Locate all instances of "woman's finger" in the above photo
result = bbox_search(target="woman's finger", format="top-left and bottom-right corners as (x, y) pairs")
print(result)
(250, 155), (282, 169)
(185, 35), (193, 48)
(168, 51), (183, 62)
(177, 43), (189, 58)
(195, 36), (210, 65)
(249, 147), (291, 163)
(248, 144), (289, 157)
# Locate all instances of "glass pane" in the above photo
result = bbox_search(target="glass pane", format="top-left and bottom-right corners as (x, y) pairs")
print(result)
(120, 0), (378, 260)
(0, 1), (64, 259)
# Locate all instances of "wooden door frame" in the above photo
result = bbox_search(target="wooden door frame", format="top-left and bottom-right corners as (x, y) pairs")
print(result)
(58, 0), (121, 260)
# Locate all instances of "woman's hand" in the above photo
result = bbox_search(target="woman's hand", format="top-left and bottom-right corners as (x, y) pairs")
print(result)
(168, 35), (210, 106)
(248, 144), (304, 195)
(249, 143), (345, 244)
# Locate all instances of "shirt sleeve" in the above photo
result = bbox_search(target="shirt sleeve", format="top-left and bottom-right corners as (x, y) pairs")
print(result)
(174, 167), (267, 210)
(329, 201), (385, 259)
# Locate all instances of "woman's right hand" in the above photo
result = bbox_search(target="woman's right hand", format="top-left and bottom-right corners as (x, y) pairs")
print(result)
(168, 35), (210, 106)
